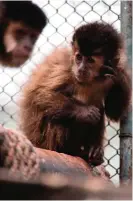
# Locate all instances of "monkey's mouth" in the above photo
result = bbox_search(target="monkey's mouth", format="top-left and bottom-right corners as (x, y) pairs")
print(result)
(75, 74), (88, 84)
(75, 70), (91, 82)
(14, 51), (29, 58)
(12, 48), (30, 58)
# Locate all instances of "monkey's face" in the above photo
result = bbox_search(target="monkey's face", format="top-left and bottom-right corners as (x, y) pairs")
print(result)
(72, 50), (104, 84)
(3, 21), (40, 67)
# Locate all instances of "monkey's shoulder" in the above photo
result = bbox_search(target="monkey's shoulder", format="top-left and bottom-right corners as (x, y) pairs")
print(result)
(31, 47), (72, 79)
(45, 47), (73, 69)
(25, 48), (73, 94)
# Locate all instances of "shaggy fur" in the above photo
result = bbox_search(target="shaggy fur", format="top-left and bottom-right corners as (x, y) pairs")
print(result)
(19, 22), (131, 166)
(72, 22), (122, 60)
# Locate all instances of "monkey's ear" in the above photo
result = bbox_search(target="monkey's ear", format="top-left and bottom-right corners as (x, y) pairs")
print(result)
(71, 41), (74, 46)
(112, 48), (127, 68)
(71, 41), (76, 54)
(71, 41), (79, 53)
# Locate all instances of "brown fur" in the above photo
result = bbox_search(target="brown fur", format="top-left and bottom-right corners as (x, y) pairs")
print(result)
(19, 48), (73, 147)
(19, 48), (105, 162)
(19, 23), (131, 166)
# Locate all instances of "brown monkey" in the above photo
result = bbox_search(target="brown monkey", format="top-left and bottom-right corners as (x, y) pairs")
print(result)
(0, 1), (47, 67)
(19, 22), (131, 166)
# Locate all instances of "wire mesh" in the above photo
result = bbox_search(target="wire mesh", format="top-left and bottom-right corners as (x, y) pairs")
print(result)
(0, 0), (121, 185)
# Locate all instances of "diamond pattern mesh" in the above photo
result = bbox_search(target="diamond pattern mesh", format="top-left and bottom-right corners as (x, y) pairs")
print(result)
(0, 0), (121, 185)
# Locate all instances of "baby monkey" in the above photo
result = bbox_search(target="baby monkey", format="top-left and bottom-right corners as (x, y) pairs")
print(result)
(19, 22), (131, 166)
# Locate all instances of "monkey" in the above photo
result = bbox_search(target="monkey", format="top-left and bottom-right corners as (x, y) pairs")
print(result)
(0, 1), (47, 67)
(19, 22), (131, 166)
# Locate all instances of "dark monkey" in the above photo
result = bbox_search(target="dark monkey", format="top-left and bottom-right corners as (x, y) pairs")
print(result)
(19, 22), (131, 166)
(0, 1), (47, 67)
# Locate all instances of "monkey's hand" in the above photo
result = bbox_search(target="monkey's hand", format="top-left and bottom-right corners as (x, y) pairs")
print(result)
(100, 65), (116, 77)
(74, 105), (101, 124)
(88, 146), (104, 166)
(95, 68), (116, 97)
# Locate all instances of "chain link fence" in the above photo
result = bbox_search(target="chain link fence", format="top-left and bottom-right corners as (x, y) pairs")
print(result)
(0, 0), (121, 185)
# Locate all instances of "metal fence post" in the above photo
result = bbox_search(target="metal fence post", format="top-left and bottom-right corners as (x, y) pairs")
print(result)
(120, 1), (132, 185)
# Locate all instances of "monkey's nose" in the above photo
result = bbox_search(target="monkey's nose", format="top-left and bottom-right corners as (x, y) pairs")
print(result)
(78, 67), (86, 74)
(24, 45), (32, 53)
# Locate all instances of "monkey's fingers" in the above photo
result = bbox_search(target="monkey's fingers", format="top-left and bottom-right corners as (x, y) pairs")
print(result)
(87, 106), (100, 115)
(88, 147), (94, 158)
(89, 113), (100, 123)
(93, 147), (104, 158)
(89, 147), (98, 157)
(88, 147), (104, 166)
(87, 106), (101, 123)
(104, 74), (115, 78)
(100, 65), (116, 77)
(89, 147), (103, 159)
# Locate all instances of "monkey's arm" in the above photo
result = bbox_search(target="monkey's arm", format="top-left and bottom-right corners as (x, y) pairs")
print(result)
(104, 67), (131, 121)
(37, 88), (100, 125)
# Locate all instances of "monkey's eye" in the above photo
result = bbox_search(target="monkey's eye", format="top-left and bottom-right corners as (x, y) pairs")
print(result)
(30, 33), (38, 42)
(88, 56), (94, 63)
(76, 53), (82, 61)
(16, 29), (27, 38)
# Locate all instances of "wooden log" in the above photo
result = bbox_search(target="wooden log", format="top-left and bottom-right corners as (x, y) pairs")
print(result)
(0, 125), (110, 181)
(0, 168), (131, 200)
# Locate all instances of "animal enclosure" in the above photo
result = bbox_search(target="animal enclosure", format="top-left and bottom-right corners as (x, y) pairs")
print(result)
(0, 0), (132, 186)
